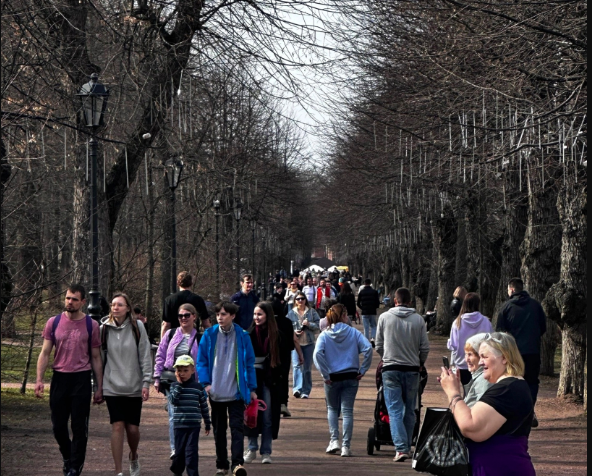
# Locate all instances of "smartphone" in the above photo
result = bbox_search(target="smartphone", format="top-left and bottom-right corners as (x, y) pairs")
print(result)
(442, 356), (450, 369)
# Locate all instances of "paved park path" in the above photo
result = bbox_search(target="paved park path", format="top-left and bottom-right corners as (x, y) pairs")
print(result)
(1, 332), (587, 475)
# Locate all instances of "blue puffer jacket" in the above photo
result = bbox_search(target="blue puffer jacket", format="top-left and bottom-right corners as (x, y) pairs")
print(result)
(197, 324), (257, 404)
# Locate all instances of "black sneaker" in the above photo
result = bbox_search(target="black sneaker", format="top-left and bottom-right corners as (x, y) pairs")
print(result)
(62, 459), (70, 476)
(293, 391), (301, 399)
(371, 339), (375, 349)
(531, 413), (539, 428)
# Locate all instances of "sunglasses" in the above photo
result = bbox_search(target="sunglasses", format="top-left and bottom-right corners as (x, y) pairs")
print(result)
(178, 313), (193, 319)
(295, 297), (306, 302)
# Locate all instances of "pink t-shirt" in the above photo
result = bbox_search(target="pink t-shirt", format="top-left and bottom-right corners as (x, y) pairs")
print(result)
(42, 314), (101, 373)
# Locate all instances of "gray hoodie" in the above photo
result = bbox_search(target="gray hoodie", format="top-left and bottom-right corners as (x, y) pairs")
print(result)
(376, 306), (430, 368)
(100, 317), (152, 397)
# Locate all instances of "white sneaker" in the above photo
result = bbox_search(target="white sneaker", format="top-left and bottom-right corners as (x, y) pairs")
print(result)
(215, 469), (228, 476)
(244, 449), (257, 464)
(326, 440), (340, 454)
(170, 450), (176, 460)
(341, 447), (353, 457)
(301, 394), (309, 399)
(261, 454), (272, 464)
(130, 454), (140, 476)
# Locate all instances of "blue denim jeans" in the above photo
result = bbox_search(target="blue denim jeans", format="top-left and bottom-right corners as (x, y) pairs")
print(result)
(165, 388), (175, 452)
(324, 379), (359, 449)
(382, 370), (420, 454)
(247, 384), (273, 455)
(362, 315), (377, 340)
(292, 344), (314, 396)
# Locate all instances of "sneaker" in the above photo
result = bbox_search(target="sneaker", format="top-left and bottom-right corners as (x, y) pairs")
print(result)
(300, 394), (309, 399)
(66, 470), (79, 476)
(370, 339), (375, 349)
(215, 469), (229, 476)
(233, 465), (247, 476)
(280, 404), (292, 417)
(531, 413), (539, 428)
(326, 440), (340, 454)
(341, 447), (353, 457)
(170, 450), (176, 460)
(62, 459), (70, 476)
(261, 454), (272, 464)
(293, 391), (301, 399)
(244, 450), (257, 464)
(393, 452), (410, 462)
(129, 454), (140, 476)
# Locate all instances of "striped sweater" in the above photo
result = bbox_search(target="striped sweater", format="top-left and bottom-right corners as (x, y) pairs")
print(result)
(169, 375), (211, 429)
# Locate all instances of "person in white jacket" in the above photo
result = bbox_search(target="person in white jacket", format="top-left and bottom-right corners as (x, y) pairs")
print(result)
(314, 304), (373, 457)
(100, 293), (152, 476)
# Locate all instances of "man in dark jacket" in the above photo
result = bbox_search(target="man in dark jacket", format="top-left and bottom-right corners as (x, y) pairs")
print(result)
(162, 271), (210, 338)
(496, 277), (546, 425)
(231, 274), (260, 330)
(358, 279), (381, 347)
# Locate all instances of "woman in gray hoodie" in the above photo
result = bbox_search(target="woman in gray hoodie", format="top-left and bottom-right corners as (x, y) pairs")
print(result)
(100, 293), (152, 476)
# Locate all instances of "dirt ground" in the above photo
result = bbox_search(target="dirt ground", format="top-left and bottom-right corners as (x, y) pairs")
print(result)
(1, 333), (587, 476)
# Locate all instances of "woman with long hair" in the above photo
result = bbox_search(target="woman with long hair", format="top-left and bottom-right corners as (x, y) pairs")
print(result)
(100, 293), (152, 476)
(450, 286), (468, 318)
(244, 302), (284, 465)
(154, 303), (201, 459)
(337, 282), (357, 325)
(447, 293), (493, 385)
(314, 304), (372, 457)
(440, 332), (536, 475)
(287, 292), (320, 399)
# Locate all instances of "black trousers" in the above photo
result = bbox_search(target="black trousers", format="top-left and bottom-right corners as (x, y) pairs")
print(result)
(280, 356), (291, 406)
(210, 399), (245, 471)
(522, 354), (541, 405)
(49, 371), (92, 474)
(171, 426), (201, 476)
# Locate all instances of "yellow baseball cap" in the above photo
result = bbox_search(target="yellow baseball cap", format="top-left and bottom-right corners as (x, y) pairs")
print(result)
(173, 355), (195, 367)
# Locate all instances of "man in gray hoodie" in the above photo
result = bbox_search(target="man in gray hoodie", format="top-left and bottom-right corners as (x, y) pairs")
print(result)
(376, 287), (429, 463)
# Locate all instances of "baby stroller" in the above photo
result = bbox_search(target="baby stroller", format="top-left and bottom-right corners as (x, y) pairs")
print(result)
(367, 361), (428, 455)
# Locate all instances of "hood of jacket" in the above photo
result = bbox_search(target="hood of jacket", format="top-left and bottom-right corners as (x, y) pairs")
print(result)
(324, 322), (356, 344)
(509, 290), (532, 307)
(100, 315), (132, 329)
(461, 312), (490, 328)
(391, 306), (417, 318)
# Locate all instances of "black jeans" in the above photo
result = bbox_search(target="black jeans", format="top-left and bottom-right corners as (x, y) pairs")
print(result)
(280, 356), (291, 406)
(49, 371), (92, 474)
(171, 426), (201, 476)
(522, 354), (541, 405)
(210, 399), (245, 471)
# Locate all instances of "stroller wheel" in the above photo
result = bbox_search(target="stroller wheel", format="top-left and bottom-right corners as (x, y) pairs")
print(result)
(367, 427), (376, 455)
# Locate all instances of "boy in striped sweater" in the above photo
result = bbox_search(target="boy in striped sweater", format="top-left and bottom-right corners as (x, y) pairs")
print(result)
(169, 355), (211, 476)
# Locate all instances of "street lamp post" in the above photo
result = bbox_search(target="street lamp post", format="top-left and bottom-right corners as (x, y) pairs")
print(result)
(164, 158), (184, 294)
(250, 218), (257, 286)
(213, 199), (221, 299)
(77, 73), (109, 322)
(233, 198), (242, 289)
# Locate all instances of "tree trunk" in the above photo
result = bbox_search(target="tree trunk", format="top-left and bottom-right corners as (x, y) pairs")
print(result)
(492, 186), (527, 325)
(543, 179), (587, 398)
(144, 163), (157, 341)
(455, 213), (467, 286)
(0, 139), (13, 336)
(161, 177), (173, 305)
(425, 243), (439, 313)
(520, 178), (561, 376)
(463, 190), (484, 293)
(434, 203), (457, 335)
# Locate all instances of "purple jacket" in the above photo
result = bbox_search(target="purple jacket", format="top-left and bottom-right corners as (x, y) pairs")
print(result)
(154, 328), (200, 381)
(447, 312), (493, 369)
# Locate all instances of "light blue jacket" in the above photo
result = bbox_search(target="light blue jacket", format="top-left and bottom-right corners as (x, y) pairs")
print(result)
(197, 324), (257, 404)
(313, 323), (373, 381)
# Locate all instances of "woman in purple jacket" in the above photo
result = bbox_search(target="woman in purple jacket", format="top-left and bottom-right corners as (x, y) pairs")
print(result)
(153, 303), (200, 459)
(447, 293), (492, 386)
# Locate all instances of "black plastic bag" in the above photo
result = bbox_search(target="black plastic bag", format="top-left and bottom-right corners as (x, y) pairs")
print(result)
(412, 407), (469, 476)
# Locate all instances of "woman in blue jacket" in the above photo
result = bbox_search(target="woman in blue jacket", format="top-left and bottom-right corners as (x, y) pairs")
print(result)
(313, 304), (373, 457)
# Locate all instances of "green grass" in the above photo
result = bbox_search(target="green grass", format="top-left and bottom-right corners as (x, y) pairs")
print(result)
(0, 387), (49, 427)
(1, 342), (53, 383)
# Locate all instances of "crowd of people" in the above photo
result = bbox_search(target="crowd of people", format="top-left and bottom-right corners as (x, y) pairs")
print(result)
(34, 270), (545, 476)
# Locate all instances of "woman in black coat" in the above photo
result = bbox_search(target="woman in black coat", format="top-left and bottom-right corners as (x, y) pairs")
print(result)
(337, 283), (357, 324)
(244, 302), (284, 464)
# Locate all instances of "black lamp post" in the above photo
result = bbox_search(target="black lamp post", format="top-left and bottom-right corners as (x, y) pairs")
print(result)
(213, 199), (221, 299)
(77, 73), (109, 322)
(250, 218), (257, 286)
(233, 198), (242, 289)
(164, 158), (184, 294)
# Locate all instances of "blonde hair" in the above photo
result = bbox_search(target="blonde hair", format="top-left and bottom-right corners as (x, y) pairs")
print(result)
(480, 332), (525, 377)
(453, 286), (468, 300)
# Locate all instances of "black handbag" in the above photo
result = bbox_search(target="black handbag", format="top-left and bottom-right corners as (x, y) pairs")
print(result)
(412, 407), (469, 476)
(157, 331), (200, 394)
